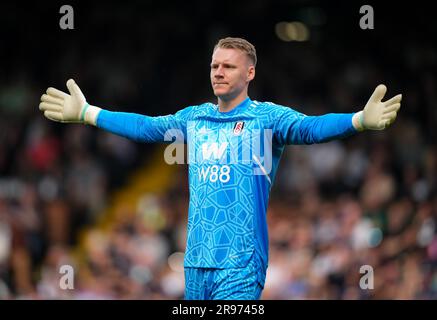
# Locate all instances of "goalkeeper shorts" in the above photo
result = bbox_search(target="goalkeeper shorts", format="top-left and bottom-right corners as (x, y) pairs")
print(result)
(184, 252), (266, 300)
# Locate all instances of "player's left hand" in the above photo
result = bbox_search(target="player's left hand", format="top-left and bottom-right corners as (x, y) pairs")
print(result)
(353, 84), (402, 131)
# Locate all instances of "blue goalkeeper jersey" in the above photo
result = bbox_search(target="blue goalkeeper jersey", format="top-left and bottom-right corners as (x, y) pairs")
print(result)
(97, 97), (358, 270)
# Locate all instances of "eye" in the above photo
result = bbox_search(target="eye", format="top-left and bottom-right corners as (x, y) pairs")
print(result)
(211, 64), (218, 69)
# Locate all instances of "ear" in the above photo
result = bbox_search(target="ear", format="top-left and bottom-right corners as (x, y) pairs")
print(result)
(247, 65), (255, 82)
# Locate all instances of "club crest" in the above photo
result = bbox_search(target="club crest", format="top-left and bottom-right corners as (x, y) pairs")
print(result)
(233, 121), (245, 135)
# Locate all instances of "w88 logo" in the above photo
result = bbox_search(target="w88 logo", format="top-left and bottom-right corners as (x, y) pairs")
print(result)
(198, 165), (230, 183)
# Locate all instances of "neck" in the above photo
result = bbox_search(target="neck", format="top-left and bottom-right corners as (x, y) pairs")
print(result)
(218, 91), (249, 112)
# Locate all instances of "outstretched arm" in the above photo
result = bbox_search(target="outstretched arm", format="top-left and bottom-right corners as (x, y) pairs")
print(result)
(275, 84), (402, 145)
(39, 79), (188, 143)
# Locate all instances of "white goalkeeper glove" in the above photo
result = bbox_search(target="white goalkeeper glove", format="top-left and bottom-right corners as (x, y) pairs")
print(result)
(39, 79), (101, 125)
(352, 84), (402, 131)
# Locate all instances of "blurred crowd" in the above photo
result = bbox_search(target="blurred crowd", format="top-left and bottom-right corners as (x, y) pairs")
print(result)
(0, 2), (436, 299)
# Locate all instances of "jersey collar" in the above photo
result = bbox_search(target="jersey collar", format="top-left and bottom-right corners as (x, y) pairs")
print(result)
(215, 97), (252, 117)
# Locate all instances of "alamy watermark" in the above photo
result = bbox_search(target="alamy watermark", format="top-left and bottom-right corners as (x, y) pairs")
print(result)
(59, 264), (74, 290)
(59, 5), (74, 30)
(162, 123), (273, 179)
(359, 265), (374, 290)
(359, 5), (374, 29)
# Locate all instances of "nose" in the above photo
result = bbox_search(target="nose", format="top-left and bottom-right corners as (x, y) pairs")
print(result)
(214, 65), (224, 79)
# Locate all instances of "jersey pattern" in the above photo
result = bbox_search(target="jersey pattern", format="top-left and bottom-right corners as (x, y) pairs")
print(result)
(96, 98), (357, 270)
(185, 98), (302, 269)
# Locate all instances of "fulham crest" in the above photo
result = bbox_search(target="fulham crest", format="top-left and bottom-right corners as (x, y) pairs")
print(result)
(233, 121), (245, 135)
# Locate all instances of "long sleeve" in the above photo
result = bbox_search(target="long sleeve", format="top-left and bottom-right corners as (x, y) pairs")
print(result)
(96, 106), (194, 143)
(273, 106), (358, 146)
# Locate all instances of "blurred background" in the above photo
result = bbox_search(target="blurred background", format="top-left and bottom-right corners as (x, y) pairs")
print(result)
(0, 0), (436, 299)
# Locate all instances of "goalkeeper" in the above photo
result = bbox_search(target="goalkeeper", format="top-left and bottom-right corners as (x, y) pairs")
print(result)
(39, 37), (401, 300)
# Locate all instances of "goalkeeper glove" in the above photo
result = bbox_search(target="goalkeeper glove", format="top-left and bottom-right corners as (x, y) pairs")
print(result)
(39, 79), (101, 125)
(352, 84), (402, 131)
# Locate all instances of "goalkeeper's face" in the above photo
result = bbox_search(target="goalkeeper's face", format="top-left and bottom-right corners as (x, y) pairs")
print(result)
(210, 48), (255, 101)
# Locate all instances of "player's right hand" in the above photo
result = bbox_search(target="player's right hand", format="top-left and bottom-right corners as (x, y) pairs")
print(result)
(39, 79), (87, 123)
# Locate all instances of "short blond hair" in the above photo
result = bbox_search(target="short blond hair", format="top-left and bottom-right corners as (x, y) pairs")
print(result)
(214, 37), (257, 67)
